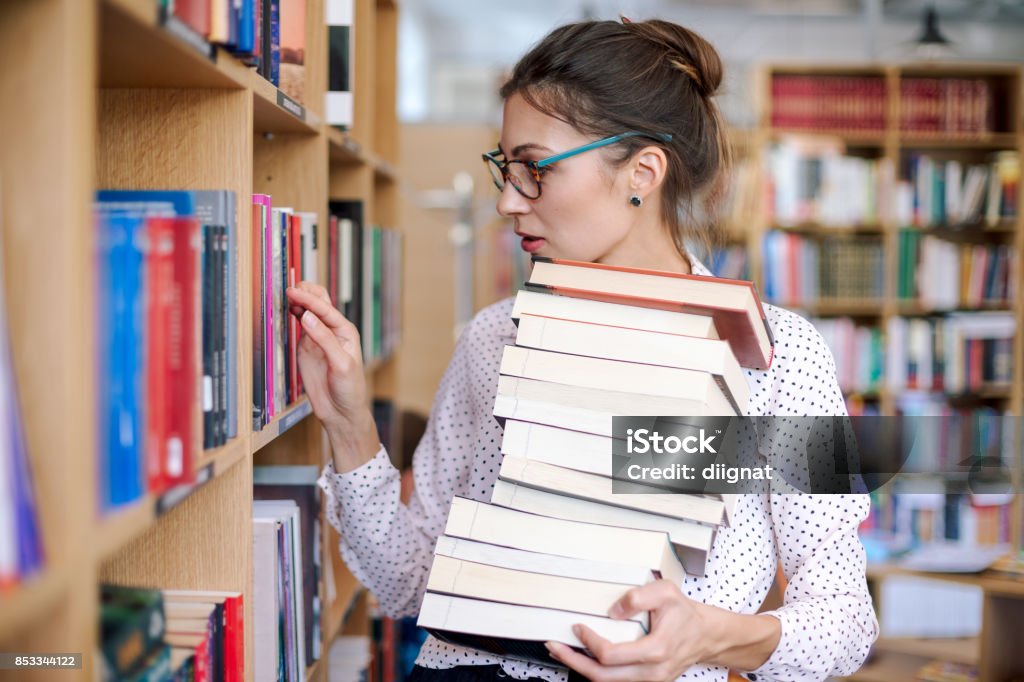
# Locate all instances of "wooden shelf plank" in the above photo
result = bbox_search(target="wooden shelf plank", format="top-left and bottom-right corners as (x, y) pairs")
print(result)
(776, 299), (886, 316)
(101, 0), (320, 134)
(895, 301), (1013, 315)
(842, 650), (936, 682)
(0, 568), (69, 641)
(768, 127), (887, 145)
(898, 134), (1019, 149)
(251, 398), (314, 453)
(327, 127), (368, 164)
(873, 636), (979, 665)
(96, 438), (248, 561)
(770, 223), (886, 236)
(100, 0), (234, 88)
(326, 571), (365, 647)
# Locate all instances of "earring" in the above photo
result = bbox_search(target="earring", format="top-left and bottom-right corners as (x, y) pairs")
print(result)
(629, 194), (643, 207)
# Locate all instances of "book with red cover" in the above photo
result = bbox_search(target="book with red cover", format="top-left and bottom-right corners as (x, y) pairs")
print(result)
(173, 0), (211, 37)
(144, 217), (198, 493)
(524, 256), (774, 369)
(145, 218), (174, 493)
(163, 589), (244, 682)
(167, 216), (199, 489)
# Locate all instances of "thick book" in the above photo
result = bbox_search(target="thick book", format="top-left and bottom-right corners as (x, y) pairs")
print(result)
(500, 346), (738, 416)
(500, 419), (616, 477)
(433, 535), (659, 587)
(489, 480), (713, 576)
(526, 256), (773, 369)
(493, 375), (734, 437)
(96, 212), (145, 509)
(514, 314), (749, 413)
(252, 518), (279, 682)
(162, 590), (244, 682)
(418, 593), (645, 668)
(499, 455), (727, 526)
(426, 554), (647, 628)
(511, 289), (720, 339)
(444, 497), (685, 584)
(254, 500), (306, 679)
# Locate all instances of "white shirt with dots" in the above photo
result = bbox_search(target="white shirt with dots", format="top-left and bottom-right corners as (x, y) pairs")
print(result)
(318, 256), (880, 682)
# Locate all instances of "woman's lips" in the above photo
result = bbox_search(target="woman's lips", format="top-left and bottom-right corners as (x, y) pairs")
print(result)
(520, 236), (546, 253)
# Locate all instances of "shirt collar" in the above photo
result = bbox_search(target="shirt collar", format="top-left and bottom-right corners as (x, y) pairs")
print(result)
(686, 251), (714, 277)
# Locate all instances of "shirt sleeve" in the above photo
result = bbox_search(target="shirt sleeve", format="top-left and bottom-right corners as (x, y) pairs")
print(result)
(316, 315), (486, 619)
(744, 309), (880, 681)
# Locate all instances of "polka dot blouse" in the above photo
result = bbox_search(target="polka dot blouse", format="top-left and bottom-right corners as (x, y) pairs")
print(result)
(317, 256), (880, 682)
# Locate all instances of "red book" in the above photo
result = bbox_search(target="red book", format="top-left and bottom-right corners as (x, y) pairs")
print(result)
(167, 217), (200, 488)
(145, 218), (173, 493)
(173, 0), (211, 37)
(525, 256), (774, 369)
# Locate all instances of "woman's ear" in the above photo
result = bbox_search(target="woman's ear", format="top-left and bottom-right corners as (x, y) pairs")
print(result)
(628, 145), (668, 201)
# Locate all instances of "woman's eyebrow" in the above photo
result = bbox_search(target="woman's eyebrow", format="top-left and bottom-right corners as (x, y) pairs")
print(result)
(510, 142), (553, 157)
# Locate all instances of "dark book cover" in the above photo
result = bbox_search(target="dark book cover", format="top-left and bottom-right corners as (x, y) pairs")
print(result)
(100, 585), (166, 677)
(328, 201), (364, 340)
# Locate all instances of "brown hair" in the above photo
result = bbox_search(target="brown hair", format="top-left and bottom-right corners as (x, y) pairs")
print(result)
(500, 19), (731, 256)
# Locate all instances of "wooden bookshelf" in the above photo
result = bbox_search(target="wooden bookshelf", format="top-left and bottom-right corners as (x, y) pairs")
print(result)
(0, 0), (402, 680)
(748, 62), (1024, 682)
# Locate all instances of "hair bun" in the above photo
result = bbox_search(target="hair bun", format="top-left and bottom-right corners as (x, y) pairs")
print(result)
(630, 19), (723, 98)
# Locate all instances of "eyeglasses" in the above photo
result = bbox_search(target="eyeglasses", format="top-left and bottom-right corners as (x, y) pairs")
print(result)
(482, 131), (673, 200)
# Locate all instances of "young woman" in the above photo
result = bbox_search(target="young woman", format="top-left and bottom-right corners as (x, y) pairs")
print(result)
(286, 17), (879, 682)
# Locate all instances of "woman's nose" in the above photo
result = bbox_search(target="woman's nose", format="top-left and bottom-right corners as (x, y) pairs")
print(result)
(496, 182), (531, 217)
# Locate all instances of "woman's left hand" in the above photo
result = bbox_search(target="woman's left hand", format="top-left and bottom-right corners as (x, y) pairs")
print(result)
(544, 579), (717, 682)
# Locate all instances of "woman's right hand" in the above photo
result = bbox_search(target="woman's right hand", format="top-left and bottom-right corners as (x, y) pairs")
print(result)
(286, 282), (381, 472)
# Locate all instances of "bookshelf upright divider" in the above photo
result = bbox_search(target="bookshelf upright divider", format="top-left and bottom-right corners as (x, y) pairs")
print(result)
(0, 0), (404, 680)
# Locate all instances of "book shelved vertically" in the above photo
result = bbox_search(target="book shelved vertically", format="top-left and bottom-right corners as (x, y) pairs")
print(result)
(735, 62), (1024, 682)
(0, 0), (403, 680)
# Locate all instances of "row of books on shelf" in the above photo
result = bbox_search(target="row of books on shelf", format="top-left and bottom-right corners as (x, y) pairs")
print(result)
(99, 584), (244, 682)
(897, 233), (1017, 308)
(418, 257), (771, 663)
(163, 0), (356, 126)
(814, 317), (884, 396)
(761, 231), (884, 304)
(768, 73), (1002, 135)
(766, 137), (889, 227)
(811, 312), (1016, 397)
(328, 201), (402, 366)
(96, 190), (240, 508)
(769, 74), (887, 132)
(886, 313), (1015, 394)
(899, 77), (996, 136)
(763, 140), (1019, 230)
(862, 488), (1015, 552)
(97, 466), (323, 681)
(251, 195), (314, 430)
(899, 151), (1019, 228)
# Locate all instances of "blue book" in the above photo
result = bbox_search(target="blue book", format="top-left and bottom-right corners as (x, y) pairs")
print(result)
(270, 0), (280, 86)
(238, 0), (255, 54)
(95, 189), (195, 218)
(97, 212), (146, 509)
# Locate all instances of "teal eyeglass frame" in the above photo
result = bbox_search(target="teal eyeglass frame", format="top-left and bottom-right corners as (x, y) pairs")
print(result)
(482, 131), (673, 199)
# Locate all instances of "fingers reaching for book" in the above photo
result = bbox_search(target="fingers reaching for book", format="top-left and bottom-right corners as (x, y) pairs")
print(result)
(286, 285), (361, 353)
(299, 310), (351, 371)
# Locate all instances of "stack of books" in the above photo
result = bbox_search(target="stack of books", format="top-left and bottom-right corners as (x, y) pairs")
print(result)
(417, 257), (774, 666)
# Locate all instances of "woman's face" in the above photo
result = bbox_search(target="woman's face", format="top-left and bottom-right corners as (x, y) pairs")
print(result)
(496, 94), (640, 264)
